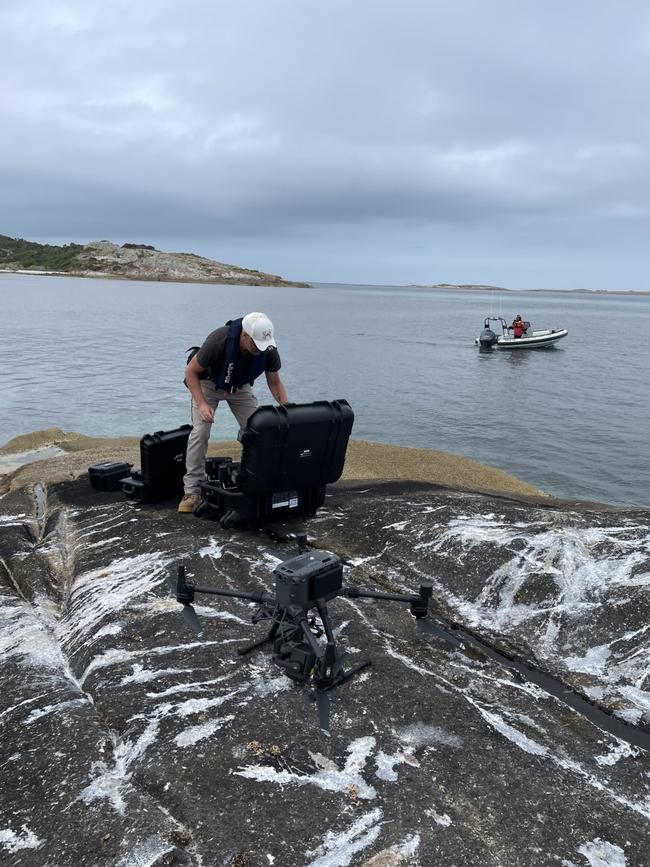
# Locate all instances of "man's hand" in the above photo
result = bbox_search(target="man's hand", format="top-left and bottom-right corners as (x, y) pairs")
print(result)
(198, 402), (215, 423)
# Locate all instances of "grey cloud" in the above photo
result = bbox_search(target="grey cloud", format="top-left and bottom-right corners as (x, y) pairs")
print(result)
(1, 0), (650, 287)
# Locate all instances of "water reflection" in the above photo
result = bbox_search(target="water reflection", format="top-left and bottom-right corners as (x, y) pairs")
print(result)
(476, 346), (535, 368)
(506, 350), (530, 368)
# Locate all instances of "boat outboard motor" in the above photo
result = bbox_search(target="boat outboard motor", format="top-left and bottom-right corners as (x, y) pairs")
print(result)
(479, 326), (497, 349)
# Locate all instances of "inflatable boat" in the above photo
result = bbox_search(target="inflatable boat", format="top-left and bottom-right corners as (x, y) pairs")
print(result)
(476, 317), (568, 350)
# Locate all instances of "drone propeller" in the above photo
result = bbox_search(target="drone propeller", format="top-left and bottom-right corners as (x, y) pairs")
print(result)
(174, 565), (204, 638)
(313, 687), (331, 735)
(406, 581), (464, 649)
(415, 615), (464, 648)
(310, 638), (339, 735)
(182, 602), (204, 637)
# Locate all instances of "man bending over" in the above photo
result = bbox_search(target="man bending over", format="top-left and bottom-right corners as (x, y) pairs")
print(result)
(179, 311), (288, 513)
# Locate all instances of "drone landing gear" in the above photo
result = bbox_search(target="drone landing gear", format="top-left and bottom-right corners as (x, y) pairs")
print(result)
(236, 620), (280, 657)
(311, 659), (371, 736)
(234, 599), (370, 734)
(314, 659), (372, 693)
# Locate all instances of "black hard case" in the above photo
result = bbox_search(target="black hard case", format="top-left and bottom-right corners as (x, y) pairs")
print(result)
(88, 461), (133, 492)
(237, 399), (354, 494)
(122, 425), (192, 502)
(199, 400), (353, 527)
(140, 426), (192, 488)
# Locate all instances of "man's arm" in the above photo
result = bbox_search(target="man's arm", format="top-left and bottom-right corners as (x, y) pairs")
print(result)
(265, 370), (288, 404)
(185, 355), (214, 422)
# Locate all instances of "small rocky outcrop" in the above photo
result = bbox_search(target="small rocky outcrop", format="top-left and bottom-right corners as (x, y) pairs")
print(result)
(76, 241), (310, 286)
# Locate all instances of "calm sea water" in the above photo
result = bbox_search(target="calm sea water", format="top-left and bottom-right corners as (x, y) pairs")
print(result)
(1, 273), (649, 507)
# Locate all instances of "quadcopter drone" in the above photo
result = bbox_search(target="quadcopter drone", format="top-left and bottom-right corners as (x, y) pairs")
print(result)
(172, 536), (434, 733)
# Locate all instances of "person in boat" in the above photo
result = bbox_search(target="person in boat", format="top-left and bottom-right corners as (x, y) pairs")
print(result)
(509, 315), (528, 338)
(179, 312), (289, 513)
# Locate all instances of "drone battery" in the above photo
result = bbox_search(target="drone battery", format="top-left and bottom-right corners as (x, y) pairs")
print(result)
(274, 550), (343, 609)
(88, 461), (133, 492)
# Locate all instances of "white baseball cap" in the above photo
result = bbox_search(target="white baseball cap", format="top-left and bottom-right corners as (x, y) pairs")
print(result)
(242, 311), (276, 351)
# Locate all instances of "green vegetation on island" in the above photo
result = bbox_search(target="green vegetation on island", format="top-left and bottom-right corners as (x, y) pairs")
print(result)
(0, 235), (103, 272)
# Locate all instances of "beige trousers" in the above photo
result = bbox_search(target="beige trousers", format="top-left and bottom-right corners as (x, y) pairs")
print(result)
(183, 380), (258, 494)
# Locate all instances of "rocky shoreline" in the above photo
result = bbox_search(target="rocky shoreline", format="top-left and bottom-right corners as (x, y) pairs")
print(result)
(0, 428), (551, 502)
(1, 431), (648, 866)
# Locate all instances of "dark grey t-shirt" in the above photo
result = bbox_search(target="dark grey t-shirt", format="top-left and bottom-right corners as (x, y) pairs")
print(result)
(195, 325), (281, 386)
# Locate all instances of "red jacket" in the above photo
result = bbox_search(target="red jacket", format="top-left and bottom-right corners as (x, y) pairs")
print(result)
(511, 319), (527, 338)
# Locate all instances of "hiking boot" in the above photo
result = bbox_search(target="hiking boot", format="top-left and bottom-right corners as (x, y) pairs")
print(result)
(178, 493), (201, 514)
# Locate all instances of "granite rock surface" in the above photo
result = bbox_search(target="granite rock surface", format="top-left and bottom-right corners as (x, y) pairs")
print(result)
(1, 478), (648, 866)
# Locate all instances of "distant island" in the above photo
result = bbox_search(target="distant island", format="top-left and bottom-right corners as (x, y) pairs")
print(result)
(0, 234), (310, 288)
(410, 282), (510, 291)
(412, 282), (649, 296)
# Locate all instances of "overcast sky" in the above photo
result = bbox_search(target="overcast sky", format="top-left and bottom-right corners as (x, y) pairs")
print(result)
(1, 1), (649, 289)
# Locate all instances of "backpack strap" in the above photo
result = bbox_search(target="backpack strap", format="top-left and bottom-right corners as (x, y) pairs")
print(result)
(183, 346), (208, 387)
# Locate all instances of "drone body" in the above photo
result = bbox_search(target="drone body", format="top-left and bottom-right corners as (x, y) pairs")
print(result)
(274, 550), (343, 609)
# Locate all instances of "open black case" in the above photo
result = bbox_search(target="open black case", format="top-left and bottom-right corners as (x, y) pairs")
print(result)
(197, 399), (354, 528)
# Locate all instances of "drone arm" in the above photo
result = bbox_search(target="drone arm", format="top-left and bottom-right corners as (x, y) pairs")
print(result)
(344, 587), (415, 603)
(343, 580), (434, 619)
(181, 581), (273, 606)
